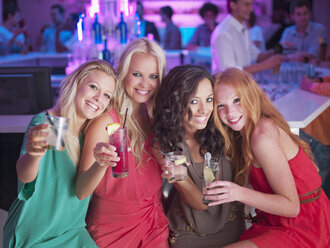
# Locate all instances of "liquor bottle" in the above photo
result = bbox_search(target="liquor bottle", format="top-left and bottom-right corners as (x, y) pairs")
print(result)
(119, 12), (127, 44)
(93, 13), (102, 44)
(102, 39), (111, 63)
(135, 12), (142, 38)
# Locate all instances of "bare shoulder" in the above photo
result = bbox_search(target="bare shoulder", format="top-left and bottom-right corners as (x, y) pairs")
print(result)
(251, 118), (279, 147)
(88, 112), (114, 133)
(85, 112), (114, 143)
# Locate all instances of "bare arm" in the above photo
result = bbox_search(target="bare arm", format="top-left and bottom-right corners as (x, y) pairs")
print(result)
(153, 146), (207, 211)
(244, 53), (282, 74)
(75, 113), (119, 200)
(205, 120), (300, 217)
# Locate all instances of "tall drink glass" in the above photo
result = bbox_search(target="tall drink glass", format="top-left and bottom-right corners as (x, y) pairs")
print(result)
(109, 128), (128, 178)
(202, 159), (221, 204)
(165, 151), (187, 181)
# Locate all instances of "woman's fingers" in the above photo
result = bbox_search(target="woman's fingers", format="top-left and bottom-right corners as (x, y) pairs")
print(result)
(25, 124), (49, 156)
(94, 142), (120, 167)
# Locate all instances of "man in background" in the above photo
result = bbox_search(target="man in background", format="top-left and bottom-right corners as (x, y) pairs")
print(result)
(187, 2), (219, 49)
(280, 0), (327, 60)
(0, 4), (28, 55)
(210, 0), (282, 74)
(37, 4), (72, 53)
(160, 6), (181, 50)
(136, 1), (160, 43)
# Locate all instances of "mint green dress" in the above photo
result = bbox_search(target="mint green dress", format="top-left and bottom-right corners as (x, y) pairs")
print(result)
(3, 113), (97, 248)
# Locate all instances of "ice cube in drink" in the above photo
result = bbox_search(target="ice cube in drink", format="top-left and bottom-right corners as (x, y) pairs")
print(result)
(165, 152), (187, 181)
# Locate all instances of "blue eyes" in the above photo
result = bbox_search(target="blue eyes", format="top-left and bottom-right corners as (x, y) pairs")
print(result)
(149, 74), (158, 79)
(132, 72), (141, 77)
(90, 84), (111, 100)
(132, 72), (158, 79)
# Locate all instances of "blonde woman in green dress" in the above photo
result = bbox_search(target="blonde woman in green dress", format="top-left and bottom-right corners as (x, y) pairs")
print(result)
(3, 60), (117, 248)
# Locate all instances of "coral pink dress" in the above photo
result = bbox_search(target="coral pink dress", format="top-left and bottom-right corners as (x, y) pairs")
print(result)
(240, 147), (330, 247)
(86, 110), (169, 248)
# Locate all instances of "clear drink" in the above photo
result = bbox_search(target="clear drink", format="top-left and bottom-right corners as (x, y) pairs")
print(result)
(109, 128), (128, 178)
(202, 159), (220, 204)
(43, 114), (68, 151)
(165, 151), (187, 181)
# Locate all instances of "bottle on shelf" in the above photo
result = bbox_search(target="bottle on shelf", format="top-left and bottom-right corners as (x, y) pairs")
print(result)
(102, 39), (111, 64)
(93, 13), (102, 44)
(119, 12), (127, 44)
(135, 12), (142, 38)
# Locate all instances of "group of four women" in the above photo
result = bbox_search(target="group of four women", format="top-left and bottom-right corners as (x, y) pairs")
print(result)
(3, 38), (329, 248)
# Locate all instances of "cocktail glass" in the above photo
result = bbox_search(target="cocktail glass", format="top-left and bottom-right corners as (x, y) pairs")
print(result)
(165, 151), (187, 182)
(109, 128), (128, 178)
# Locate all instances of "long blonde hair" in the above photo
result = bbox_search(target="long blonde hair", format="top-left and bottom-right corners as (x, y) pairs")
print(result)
(213, 68), (313, 186)
(114, 38), (166, 164)
(55, 60), (117, 165)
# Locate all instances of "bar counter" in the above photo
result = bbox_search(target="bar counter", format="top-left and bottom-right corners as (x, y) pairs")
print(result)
(0, 52), (69, 67)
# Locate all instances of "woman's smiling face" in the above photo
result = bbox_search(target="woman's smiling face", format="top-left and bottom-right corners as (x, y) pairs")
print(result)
(124, 52), (160, 105)
(215, 83), (246, 133)
(183, 78), (214, 134)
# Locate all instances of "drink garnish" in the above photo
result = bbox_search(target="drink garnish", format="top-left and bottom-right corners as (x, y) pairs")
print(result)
(106, 123), (121, 136)
(174, 156), (186, 165)
(204, 167), (215, 185)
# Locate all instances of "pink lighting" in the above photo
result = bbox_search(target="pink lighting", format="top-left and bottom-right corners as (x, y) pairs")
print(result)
(119, 0), (129, 16)
(88, 0), (100, 18)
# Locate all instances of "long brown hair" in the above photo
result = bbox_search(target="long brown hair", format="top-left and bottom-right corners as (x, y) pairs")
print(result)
(213, 68), (313, 186)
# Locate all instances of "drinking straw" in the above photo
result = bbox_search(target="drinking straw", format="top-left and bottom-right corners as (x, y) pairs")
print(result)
(204, 152), (211, 167)
(123, 108), (128, 128)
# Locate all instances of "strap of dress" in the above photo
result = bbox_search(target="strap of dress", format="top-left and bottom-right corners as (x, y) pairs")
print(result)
(108, 109), (121, 124)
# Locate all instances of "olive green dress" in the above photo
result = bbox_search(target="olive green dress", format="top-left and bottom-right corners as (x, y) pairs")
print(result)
(3, 113), (97, 248)
(167, 143), (245, 248)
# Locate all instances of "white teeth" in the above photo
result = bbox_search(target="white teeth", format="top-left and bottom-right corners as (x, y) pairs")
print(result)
(136, 89), (149, 95)
(193, 116), (207, 122)
(228, 117), (240, 123)
(86, 101), (98, 111)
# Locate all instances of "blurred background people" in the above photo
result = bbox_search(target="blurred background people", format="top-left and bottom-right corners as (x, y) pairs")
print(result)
(160, 6), (181, 50)
(280, 0), (328, 60)
(211, 0), (282, 74)
(0, 4), (28, 55)
(135, 1), (160, 43)
(37, 4), (73, 53)
(247, 11), (266, 52)
(187, 2), (219, 50)
(300, 74), (330, 199)
(300, 75), (330, 96)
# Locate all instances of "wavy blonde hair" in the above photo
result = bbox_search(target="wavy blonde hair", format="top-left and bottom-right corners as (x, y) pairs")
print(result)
(55, 60), (117, 165)
(213, 68), (313, 186)
(114, 38), (166, 165)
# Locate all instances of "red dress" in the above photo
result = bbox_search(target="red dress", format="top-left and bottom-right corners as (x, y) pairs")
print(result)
(86, 110), (169, 248)
(240, 147), (330, 247)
